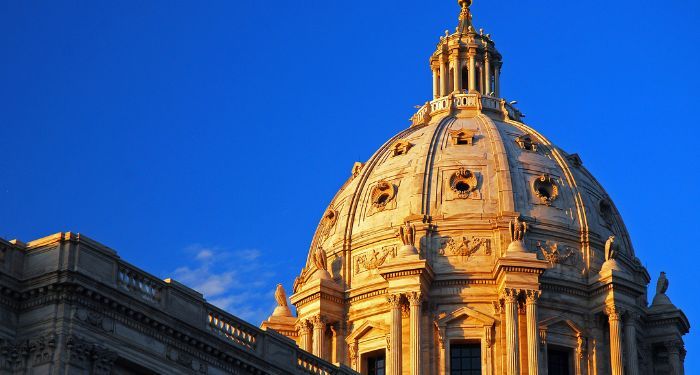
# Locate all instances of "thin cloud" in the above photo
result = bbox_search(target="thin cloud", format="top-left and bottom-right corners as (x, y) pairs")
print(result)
(168, 244), (277, 324)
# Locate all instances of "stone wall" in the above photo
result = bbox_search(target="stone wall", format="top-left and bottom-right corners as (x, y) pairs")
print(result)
(0, 233), (356, 375)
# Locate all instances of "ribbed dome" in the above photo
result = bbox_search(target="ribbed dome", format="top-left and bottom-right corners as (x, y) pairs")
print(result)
(302, 109), (636, 289)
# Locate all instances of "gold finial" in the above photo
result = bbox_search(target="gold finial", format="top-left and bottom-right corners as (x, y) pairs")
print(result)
(458, 0), (472, 8)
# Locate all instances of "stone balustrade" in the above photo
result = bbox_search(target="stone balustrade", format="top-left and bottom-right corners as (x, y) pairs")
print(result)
(117, 263), (162, 303)
(411, 93), (522, 126)
(207, 308), (258, 350)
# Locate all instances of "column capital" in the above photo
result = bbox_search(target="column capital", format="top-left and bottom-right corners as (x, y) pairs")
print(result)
(605, 305), (624, 321)
(500, 287), (520, 303)
(525, 290), (541, 304)
(407, 291), (423, 306)
(296, 319), (312, 332)
(310, 314), (327, 328)
(387, 293), (403, 308)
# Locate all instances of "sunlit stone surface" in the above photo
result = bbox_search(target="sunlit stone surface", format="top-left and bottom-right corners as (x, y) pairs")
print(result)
(269, 2), (690, 374)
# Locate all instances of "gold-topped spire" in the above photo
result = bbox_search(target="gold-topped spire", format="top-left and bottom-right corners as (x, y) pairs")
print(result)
(457, 0), (473, 33)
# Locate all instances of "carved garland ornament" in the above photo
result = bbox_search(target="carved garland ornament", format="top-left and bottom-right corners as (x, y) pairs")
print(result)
(533, 174), (559, 206)
(449, 168), (478, 199)
(371, 181), (396, 209)
(536, 241), (576, 266)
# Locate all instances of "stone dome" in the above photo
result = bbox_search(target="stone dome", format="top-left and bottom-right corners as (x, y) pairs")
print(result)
(303, 109), (635, 287)
(277, 2), (689, 374)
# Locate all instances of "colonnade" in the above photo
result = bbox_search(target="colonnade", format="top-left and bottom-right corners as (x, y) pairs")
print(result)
(297, 297), (662, 375)
(432, 49), (501, 98)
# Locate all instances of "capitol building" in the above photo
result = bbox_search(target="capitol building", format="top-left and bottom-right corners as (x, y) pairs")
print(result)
(0, 1), (689, 375)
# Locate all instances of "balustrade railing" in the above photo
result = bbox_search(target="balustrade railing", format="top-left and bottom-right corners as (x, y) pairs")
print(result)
(207, 308), (258, 350)
(117, 264), (163, 303)
(296, 350), (335, 375)
(411, 93), (523, 125)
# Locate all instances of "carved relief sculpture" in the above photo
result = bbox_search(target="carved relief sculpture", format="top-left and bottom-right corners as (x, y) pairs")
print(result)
(370, 180), (396, 210)
(536, 241), (577, 266)
(533, 174), (559, 205)
(391, 140), (413, 156)
(440, 235), (491, 258)
(355, 246), (397, 274)
(449, 167), (478, 198)
(509, 216), (528, 242)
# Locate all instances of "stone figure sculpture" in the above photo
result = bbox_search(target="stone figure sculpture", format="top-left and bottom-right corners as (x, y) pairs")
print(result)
(275, 284), (288, 308)
(604, 235), (618, 261)
(509, 216), (528, 242)
(313, 246), (328, 271)
(656, 272), (669, 296)
(399, 222), (416, 246)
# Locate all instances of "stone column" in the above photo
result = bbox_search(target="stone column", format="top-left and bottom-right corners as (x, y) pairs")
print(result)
(451, 53), (462, 93)
(502, 288), (520, 375)
(388, 294), (403, 375)
(484, 53), (491, 95)
(311, 315), (327, 360)
(576, 334), (587, 375)
(665, 340), (682, 375)
(331, 322), (346, 364)
(440, 55), (448, 96)
(494, 63), (501, 97)
(407, 292), (423, 375)
(437, 328), (448, 375)
(606, 306), (624, 375)
(297, 320), (313, 352)
(468, 52), (476, 93)
(432, 67), (440, 99)
(525, 290), (540, 375)
(624, 314), (638, 375)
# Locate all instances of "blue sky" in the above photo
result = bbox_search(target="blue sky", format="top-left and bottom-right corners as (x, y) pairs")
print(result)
(1, 0), (698, 369)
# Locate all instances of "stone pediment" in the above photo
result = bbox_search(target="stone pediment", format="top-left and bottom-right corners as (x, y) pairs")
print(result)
(538, 316), (584, 336)
(346, 320), (389, 343)
(435, 306), (495, 328)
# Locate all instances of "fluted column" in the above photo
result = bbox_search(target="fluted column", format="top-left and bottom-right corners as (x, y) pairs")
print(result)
(331, 322), (346, 364)
(468, 52), (476, 93)
(439, 55), (448, 96)
(407, 292), (422, 375)
(296, 319), (313, 352)
(311, 315), (327, 360)
(624, 314), (638, 375)
(432, 67), (440, 99)
(666, 340), (682, 375)
(388, 294), (403, 375)
(502, 288), (520, 375)
(606, 306), (624, 375)
(525, 290), (540, 375)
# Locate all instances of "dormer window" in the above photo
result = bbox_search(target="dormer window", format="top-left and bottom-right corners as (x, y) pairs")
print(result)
(391, 140), (413, 157)
(516, 134), (538, 152)
(449, 129), (477, 145)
